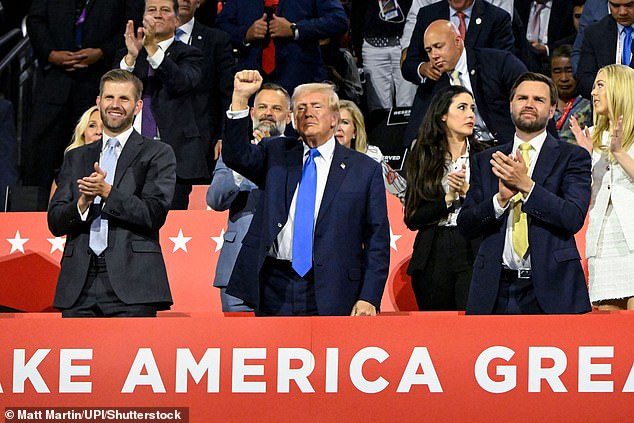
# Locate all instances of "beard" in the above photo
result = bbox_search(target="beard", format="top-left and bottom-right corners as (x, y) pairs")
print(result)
(253, 119), (285, 137)
(100, 106), (135, 134)
(512, 109), (549, 134)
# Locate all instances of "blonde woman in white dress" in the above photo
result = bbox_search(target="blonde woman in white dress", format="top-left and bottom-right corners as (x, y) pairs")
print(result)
(571, 64), (634, 310)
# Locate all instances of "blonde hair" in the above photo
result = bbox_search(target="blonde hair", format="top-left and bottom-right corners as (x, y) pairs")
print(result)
(291, 83), (340, 114)
(338, 100), (368, 153)
(592, 64), (634, 157)
(65, 106), (100, 153)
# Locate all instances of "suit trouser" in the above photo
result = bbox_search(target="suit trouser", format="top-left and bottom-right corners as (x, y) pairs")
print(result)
(492, 269), (544, 315)
(60, 253), (158, 318)
(410, 226), (473, 311)
(256, 257), (318, 316)
(362, 41), (416, 111)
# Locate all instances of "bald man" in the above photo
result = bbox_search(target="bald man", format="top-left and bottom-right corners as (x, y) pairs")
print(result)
(402, 20), (526, 147)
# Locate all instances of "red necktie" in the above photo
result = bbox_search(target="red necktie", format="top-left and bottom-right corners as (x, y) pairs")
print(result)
(456, 11), (467, 41)
(262, 0), (279, 75)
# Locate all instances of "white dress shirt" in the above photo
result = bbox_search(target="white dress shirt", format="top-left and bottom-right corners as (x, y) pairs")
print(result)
(120, 37), (175, 134)
(78, 126), (135, 220)
(493, 129), (547, 270)
(225, 107), (335, 260)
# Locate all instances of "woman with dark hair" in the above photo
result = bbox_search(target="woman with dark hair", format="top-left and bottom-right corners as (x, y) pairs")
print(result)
(404, 85), (482, 311)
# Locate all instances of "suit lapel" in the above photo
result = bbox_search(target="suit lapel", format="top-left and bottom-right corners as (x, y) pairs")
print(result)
(84, 139), (102, 175)
(531, 135), (560, 186)
(466, 0), (485, 46)
(285, 139), (304, 210)
(113, 131), (143, 188)
(316, 143), (349, 227)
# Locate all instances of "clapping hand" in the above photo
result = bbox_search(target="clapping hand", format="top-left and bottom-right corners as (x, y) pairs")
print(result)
(570, 115), (593, 154)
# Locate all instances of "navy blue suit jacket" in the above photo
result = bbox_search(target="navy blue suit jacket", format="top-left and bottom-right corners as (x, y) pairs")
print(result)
(215, 0), (348, 95)
(403, 47), (527, 147)
(222, 116), (390, 316)
(577, 15), (634, 99)
(457, 135), (592, 314)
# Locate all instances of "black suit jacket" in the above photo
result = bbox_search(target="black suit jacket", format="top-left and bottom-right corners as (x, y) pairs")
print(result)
(577, 15), (633, 99)
(188, 21), (234, 149)
(516, 0), (575, 51)
(27, 0), (142, 104)
(403, 48), (527, 147)
(48, 131), (177, 309)
(116, 41), (206, 180)
(516, 0), (575, 73)
(405, 150), (481, 274)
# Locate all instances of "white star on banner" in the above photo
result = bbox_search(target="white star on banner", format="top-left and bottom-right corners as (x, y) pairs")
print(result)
(169, 229), (192, 253)
(389, 226), (402, 251)
(211, 228), (225, 253)
(47, 237), (66, 254)
(7, 230), (29, 254)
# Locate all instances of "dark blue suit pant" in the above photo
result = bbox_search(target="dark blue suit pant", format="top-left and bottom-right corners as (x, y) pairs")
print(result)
(257, 257), (318, 316)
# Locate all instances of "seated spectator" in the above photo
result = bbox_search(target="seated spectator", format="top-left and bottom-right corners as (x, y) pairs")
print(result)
(550, 44), (593, 144)
(336, 100), (407, 202)
(402, 19), (526, 147)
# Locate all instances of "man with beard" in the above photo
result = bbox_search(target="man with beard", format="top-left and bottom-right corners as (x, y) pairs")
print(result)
(48, 69), (177, 317)
(457, 72), (592, 315)
(206, 83), (291, 312)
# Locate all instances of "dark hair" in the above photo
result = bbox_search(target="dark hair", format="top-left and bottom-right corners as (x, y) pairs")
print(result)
(510, 72), (558, 106)
(257, 82), (291, 109)
(572, 0), (586, 7)
(404, 85), (477, 224)
(145, 0), (179, 17)
(99, 69), (143, 101)
(551, 44), (572, 63)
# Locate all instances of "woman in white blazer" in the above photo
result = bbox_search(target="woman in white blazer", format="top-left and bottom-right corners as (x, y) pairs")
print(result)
(571, 64), (634, 310)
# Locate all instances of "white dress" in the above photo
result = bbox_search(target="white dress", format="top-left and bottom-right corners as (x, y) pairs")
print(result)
(587, 132), (634, 303)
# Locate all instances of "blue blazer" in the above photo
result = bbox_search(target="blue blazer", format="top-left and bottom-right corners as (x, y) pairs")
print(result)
(403, 47), (527, 147)
(576, 15), (634, 99)
(215, 0), (348, 95)
(206, 154), (259, 288)
(457, 135), (592, 314)
(222, 116), (390, 316)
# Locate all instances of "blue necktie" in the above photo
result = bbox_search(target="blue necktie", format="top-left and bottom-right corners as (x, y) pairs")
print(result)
(623, 26), (633, 66)
(292, 148), (320, 277)
(89, 138), (119, 255)
(175, 28), (186, 42)
(141, 66), (158, 139)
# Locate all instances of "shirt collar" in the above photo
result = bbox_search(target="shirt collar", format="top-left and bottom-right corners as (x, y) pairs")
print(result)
(453, 48), (468, 75)
(178, 18), (195, 39)
(158, 36), (174, 51)
(303, 137), (336, 161)
(102, 125), (134, 152)
(450, 2), (474, 18)
(512, 129), (548, 156)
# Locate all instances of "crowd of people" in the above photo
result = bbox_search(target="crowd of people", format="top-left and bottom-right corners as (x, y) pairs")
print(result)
(3, 0), (634, 316)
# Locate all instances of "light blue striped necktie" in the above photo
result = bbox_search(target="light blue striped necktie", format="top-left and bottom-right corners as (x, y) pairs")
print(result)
(292, 148), (320, 277)
(89, 138), (119, 255)
(623, 26), (633, 66)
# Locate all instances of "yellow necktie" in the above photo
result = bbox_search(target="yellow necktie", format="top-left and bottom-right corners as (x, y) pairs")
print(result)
(512, 142), (532, 257)
(450, 69), (461, 86)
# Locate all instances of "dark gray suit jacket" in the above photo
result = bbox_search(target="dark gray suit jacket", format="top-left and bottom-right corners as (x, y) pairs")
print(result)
(48, 131), (176, 309)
